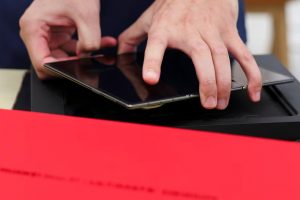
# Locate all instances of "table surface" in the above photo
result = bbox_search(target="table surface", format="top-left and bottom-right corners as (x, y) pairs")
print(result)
(0, 69), (27, 109)
(1, 108), (300, 200)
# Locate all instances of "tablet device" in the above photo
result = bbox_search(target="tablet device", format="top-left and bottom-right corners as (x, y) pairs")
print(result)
(44, 50), (294, 109)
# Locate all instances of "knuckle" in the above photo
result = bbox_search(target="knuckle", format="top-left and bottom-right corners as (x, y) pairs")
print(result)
(19, 17), (41, 38)
(190, 42), (210, 55)
(151, 14), (163, 24)
(249, 72), (262, 89)
(223, 28), (238, 37)
(217, 80), (231, 96)
(19, 15), (28, 29)
(201, 78), (216, 89)
(19, 16), (33, 36)
(141, 14), (153, 31)
(210, 44), (228, 56)
(183, 15), (195, 26)
(144, 58), (160, 69)
(248, 83), (262, 93)
(240, 50), (254, 64)
(148, 31), (167, 46)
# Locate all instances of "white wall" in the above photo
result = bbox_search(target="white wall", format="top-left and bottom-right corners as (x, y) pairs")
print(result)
(286, 0), (300, 80)
(246, 1), (300, 80)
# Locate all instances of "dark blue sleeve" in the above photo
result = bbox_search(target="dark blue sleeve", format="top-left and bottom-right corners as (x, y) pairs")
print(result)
(237, 0), (247, 43)
(0, 0), (246, 68)
(0, 0), (31, 68)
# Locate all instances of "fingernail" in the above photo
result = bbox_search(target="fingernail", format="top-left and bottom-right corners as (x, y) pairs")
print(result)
(205, 96), (217, 108)
(254, 91), (261, 102)
(145, 69), (157, 80)
(217, 99), (227, 110)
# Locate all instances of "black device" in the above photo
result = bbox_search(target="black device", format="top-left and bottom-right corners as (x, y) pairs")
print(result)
(31, 54), (300, 141)
(44, 50), (293, 109)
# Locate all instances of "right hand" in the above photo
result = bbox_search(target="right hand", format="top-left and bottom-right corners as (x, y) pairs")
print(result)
(19, 0), (116, 79)
(118, 0), (262, 110)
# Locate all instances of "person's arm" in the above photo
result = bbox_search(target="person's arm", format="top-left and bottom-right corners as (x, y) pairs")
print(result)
(19, 0), (116, 79)
(118, 0), (262, 110)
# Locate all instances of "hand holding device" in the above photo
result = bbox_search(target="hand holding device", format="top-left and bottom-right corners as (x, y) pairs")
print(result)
(19, 0), (116, 79)
(118, 0), (262, 110)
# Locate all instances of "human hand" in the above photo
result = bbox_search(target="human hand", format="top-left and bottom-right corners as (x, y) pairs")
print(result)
(20, 0), (116, 79)
(118, 0), (262, 110)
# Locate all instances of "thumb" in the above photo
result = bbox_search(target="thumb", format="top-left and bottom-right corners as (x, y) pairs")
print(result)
(118, 14), (148, 54)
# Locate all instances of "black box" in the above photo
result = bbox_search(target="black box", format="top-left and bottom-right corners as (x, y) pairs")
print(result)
(31, 55), (300, 140)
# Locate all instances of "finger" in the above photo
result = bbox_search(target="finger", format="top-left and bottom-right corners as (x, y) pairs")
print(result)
(60, 40), (78, 55)
(20, 23), (58, 79)
(100, 36), (118, 48)
(51, 49), (69, 59)
(73, 8), (101, 55)
(142, 33), (167, 85)
(205, 37), (231, 110)
(61, 36), (117, 55)
(50, 26), (75, 35)
(225, 32), (262, 102)
(182, 39), (218, 109)
(49, 32), (72, 49)
(48, 26), (75, 49)
(118, 14), (148, 54)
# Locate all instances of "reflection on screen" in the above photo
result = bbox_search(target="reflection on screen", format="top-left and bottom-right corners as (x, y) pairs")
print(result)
(47, 50), (200, 105)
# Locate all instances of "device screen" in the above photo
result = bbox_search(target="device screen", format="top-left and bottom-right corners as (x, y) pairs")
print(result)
(45, 51), (206, 108)
(44, 50), (293, 109)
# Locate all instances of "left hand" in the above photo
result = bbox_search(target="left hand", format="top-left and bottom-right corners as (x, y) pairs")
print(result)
(118, 0), (262, 110)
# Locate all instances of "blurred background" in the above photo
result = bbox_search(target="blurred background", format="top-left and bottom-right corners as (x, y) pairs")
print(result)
(245, 0), (300, 79)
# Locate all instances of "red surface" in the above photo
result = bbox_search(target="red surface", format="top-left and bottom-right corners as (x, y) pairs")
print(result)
(0, 109), (300, 200)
